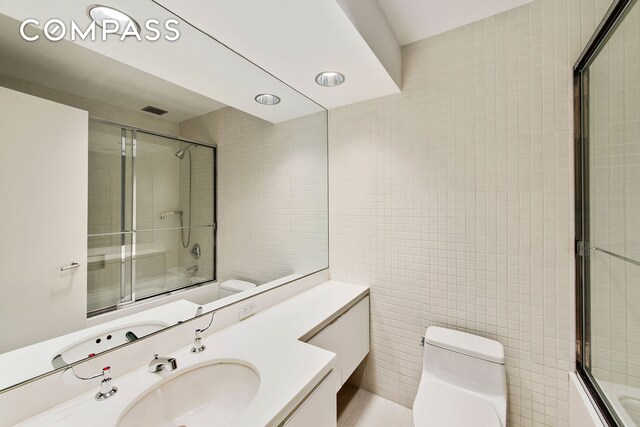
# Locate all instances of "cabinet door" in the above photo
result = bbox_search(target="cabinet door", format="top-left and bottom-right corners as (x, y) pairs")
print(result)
(0, 87), (88, 353)
(308, 296), (370, 388)
(282, 370), (338, 427)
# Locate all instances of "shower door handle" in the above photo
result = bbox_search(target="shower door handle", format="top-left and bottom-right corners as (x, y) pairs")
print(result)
(60, 262), (81, 272)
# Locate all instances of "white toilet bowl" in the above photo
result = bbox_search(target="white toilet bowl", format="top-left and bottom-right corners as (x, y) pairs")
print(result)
(413, 327), (507, 427)
(218, 279), (256, 298)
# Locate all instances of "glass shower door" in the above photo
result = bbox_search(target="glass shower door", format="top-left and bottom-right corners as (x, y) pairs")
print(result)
(87, 123), (215, 314)
(576, 0), (640, 425)
(87, 121), (134, 314)
(133, 131), (215, 301)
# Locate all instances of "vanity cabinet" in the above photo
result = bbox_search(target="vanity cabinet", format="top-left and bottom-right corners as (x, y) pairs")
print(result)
(0, 87), (88, 353)
(307, 296), (370, 389)
(281, 370), (338, 427)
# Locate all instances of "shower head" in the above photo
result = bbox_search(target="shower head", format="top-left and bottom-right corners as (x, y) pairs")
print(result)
(175, 144), (196, 159)
(160, 210), (183, 219)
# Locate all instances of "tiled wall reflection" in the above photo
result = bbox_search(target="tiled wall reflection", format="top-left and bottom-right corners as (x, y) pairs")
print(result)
(180, 108), (329, 286)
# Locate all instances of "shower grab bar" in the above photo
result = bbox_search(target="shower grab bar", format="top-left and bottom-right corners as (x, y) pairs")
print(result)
(591, 247), (640, 268)
(60, 262), (81, 271)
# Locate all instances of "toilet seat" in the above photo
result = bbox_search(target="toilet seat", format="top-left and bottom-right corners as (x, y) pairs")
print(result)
(413, 378), (503, 427)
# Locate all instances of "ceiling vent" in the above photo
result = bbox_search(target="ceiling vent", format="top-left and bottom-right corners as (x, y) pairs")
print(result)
(141, 105), (169, 116)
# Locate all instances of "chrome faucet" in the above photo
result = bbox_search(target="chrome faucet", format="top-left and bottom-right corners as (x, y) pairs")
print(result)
(191, 311), (216, 353)
(96, 367), (118, 400)
(191, 328), (206, 353)
(186, 265), (199, 275)
(148, 354), (177, 373)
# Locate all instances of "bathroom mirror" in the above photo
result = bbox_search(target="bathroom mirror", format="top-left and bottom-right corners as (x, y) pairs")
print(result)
(0, 0), (327, 392)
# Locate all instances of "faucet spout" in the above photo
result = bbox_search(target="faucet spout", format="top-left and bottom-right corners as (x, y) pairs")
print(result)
(148, 354), (178, 373)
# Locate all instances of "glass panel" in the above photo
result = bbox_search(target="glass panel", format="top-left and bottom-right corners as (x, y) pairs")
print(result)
(586, 1), (640, 424)
(88, 122), (132, 235)
(87, 233), (133, 314)
(134, 227), (214, 301)
(136, 132), (215, 235)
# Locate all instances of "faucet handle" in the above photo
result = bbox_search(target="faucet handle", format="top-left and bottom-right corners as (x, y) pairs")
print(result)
(62, 365), (118, 401)
(96, 366), (118, 400)
(191, 329), (206, 353)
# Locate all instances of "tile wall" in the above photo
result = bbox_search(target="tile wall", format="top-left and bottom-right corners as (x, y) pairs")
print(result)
(328, 0), (612, 425)
(180, 108), (329, 286)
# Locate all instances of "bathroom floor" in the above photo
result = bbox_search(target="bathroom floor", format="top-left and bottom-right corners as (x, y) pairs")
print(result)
(337, 386), (413, 427)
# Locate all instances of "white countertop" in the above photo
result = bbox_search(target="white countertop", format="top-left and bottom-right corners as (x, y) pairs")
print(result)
(16, 280), (369, 427)
(0, 300), (200, 391)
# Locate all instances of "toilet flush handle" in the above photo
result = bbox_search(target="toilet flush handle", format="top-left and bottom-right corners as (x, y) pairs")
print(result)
(419, 336), (425, 347)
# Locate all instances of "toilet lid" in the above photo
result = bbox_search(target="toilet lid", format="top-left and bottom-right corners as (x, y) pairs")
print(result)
(219, 279), (256, 292)
(413, 380), (503, 427)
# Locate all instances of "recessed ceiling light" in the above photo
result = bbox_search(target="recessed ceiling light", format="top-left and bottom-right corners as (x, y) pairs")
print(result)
(255, 94), (281, 105)
(315, 71), (345, 87)
(87, 5), (140, 35)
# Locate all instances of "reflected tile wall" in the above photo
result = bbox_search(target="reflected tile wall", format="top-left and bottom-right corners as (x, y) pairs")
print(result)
(180, 107), (328, 286)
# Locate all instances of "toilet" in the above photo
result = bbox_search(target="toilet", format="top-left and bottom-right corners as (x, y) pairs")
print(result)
(218, 279), (257, 298)
(413, 327), (507, 427)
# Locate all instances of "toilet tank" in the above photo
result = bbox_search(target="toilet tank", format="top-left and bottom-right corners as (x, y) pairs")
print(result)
(423, 327), (507, 399)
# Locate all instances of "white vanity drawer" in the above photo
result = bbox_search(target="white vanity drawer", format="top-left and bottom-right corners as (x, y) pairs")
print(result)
(307, 296), (370, 388)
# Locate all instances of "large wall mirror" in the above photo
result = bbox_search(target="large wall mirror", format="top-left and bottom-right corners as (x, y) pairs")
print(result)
(0, 0), (328, 392)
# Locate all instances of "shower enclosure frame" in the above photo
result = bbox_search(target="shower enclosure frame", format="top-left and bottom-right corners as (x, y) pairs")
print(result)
(87, 117), (217, 317)
(574, 0), (636, 425)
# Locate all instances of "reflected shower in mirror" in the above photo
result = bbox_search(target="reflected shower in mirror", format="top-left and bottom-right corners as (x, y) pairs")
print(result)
(0, 0), (327, 392)
(87, 122), (216, 315)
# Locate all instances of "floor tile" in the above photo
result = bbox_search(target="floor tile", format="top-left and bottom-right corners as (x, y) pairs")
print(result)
(337, 386), (413, 427)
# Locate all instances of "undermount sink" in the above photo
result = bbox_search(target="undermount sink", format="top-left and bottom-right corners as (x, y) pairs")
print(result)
(118, 362), (260, 427)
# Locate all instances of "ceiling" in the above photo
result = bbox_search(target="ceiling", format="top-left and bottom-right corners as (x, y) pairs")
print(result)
(0, 14), (225, 123)
(377, 0), (535, 46)
(0, 0), (323, 123)
(0, 0), (537, 120)
(154, 0), (402, 110)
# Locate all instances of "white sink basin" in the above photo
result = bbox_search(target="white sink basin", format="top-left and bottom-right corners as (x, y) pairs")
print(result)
(118, 362), (260, 427)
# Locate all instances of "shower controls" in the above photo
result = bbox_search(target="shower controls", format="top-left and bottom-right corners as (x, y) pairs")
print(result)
(190, 244), (201, 259)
